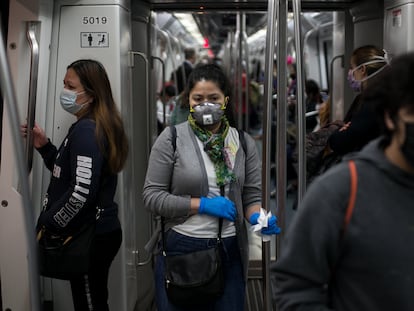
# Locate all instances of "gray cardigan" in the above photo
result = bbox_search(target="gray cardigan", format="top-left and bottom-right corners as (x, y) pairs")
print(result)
(143, 122), (262, 279)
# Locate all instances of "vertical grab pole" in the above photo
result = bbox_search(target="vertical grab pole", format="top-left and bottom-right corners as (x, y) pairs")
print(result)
(25, 21), (41, 172)
(241, 14), (250, 133)
(292, 0), (306, 204)
(275, 0), (288, 261)
(0, 22), (41, 311)
(129, 51), (151, 154)
(236, 13), (243, 129)
(262, 0), (278, 310)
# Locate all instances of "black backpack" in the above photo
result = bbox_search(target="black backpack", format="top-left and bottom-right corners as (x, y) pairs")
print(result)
(294, 120), (344, 184)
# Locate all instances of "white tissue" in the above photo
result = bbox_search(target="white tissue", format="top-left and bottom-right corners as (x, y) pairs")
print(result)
(250, 208), (273, 242)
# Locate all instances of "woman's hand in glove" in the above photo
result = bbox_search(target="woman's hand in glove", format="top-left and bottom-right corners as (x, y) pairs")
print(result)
(199, 196), (236, 221)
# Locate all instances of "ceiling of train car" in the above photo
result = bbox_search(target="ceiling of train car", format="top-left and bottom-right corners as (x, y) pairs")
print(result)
(143, 0), (357, 56)
(143, 0), (358, 10)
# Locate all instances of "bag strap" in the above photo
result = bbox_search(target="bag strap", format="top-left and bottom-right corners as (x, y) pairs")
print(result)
(170, 125), (177, 152)
(342, 160), (358, 235)
(238, 129), (247, 155)
(328, 160), (358, 295)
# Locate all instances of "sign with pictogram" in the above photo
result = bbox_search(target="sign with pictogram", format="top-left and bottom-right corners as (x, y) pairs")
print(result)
(80, 32), (109, 48)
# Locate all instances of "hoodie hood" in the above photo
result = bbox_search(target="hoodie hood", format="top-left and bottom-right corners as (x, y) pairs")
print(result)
(346, 137), (414, 188)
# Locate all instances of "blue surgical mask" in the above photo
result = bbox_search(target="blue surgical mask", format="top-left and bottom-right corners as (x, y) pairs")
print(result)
(60, 88), (86, 114)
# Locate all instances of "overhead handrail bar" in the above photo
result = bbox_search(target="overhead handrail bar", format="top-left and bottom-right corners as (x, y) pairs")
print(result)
(25, 21), (41, 173)
(0, 21), (41, 311)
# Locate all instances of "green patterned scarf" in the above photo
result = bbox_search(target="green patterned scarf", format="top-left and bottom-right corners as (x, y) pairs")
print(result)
(188, 114), (236, 187)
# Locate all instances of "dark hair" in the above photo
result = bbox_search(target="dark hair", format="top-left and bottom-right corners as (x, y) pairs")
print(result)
(352, 45), (387, 76)
(183, 64), (230, 102)
(68, 59), (129, 173)
(160, 85), (176, 97)
(305, 79), (322, 103)
(184, 47), (196, 60)
(362, 52), (414, 145)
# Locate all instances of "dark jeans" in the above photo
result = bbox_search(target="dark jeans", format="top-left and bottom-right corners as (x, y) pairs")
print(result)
(70, 228), (122, 311)
(155, 230), (246, 311)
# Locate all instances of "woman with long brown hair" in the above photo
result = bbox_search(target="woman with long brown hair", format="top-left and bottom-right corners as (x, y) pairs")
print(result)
(22, 59), (128, 310)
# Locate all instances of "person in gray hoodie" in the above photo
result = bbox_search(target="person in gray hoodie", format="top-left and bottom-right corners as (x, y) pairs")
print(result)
(271, 52), (414, 311)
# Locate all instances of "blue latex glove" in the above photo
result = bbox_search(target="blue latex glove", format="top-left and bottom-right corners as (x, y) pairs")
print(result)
(261, 215), (281, 235)
(249, 212), (260, 225)
(199, 196), (236, 221)
(249, 212), (281, 235)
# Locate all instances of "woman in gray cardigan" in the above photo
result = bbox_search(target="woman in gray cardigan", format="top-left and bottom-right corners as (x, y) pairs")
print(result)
(143, 64), (281, 310)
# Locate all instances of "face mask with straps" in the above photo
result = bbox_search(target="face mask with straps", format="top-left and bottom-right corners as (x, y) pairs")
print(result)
(347, 51), (390, 92)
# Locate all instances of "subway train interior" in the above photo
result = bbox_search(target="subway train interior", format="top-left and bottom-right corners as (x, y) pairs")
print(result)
(0, 0), (412, 310)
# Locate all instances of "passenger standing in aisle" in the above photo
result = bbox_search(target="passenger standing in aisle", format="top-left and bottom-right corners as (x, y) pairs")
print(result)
(272, 53), (414, 311)
(22, 59), (128, 311)
(170, 47), (197, 94)
(169, 48), (197, 126)
(143, 64), (281, 310)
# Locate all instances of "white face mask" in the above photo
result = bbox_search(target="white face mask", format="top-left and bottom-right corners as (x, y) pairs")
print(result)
(60, 88), (86, 114)
(349, 57), (389, 87)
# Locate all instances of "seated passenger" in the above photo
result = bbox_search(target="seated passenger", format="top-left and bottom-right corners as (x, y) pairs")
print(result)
(305, 79), (323, 133)
(328, 45), (389, 155)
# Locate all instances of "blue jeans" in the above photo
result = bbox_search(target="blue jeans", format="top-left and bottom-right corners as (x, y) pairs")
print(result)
(155, 230), (245, 311)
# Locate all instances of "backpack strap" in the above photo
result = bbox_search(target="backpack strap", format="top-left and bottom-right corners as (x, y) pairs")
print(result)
(238, 129), (247, 155)
(170, 125), (177, 152)
(342, 160), (357, 234)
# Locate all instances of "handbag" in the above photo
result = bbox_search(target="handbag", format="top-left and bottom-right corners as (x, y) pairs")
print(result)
(37, 222), (95, 280)
(162, 217), (224, 307)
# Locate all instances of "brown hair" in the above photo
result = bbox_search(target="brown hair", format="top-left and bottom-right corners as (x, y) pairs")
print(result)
(352, 45), (387, 76)
(68, 59), (129, 174)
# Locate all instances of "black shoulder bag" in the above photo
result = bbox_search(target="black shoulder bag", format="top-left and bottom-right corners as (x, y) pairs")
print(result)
(37, 220), (95, 280)
(162, 216), (224, 307)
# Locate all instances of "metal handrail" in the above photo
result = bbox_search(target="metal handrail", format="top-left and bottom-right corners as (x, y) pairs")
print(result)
(329, 54), (344, 112)
(262, 0), (280, 310)
(128, 51), (154, 267)
(0, 21), (41, 311)
(129, 51), (150, 153)
(25, 21), (41, 173)
(292, 0), (306, 205)
(152, 56), (166, 127)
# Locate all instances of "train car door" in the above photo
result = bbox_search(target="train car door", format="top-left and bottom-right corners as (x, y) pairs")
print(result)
(0, 0), (54, 309)
(45, 1), (136, 309)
